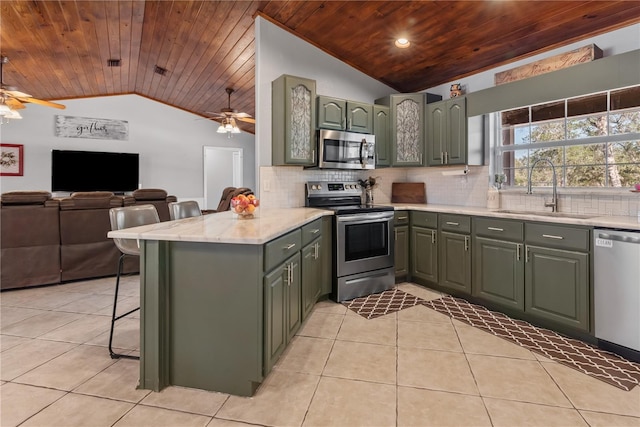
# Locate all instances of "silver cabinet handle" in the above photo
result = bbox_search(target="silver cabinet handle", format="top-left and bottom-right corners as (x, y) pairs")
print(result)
(440, 152), (444, 165)
(488, 227), (504, 232)
(284, 243), (296, 250)
(445, 151), (449, 164)
(446, 222), (459, 226)
(290, 262), (297, 285)
(314, 242), (319, 259)
(310, 229), (320, 234)
(525, 246), (530, 263)
(397, 216), (408, 221)
(286, 264), (292, 286)
(516, 243), (521, 261)
(464, 235), (469, 251)
(542, 234), (564, 240)
(431, 229), (436, 244)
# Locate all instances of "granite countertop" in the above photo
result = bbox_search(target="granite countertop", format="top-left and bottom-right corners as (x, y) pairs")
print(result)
(107, 208), (332, 244)
(108, 204), (640, 246)
(390, 203), (640, 231)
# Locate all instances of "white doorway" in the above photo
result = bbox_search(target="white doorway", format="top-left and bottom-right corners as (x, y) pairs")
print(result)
(203, 146), (243, 210)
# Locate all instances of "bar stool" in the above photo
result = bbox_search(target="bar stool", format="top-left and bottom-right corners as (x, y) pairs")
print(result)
(108, 204), (160, 359)
(168, 200), (202, 220)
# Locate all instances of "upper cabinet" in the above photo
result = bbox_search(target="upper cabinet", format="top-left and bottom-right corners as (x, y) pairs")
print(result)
(272, 75), (317, 166)
(317, 96), (373, 134)
(376, 93), (441, 167)
(373, 105), (390, 167)
(426, 96), (467, 166)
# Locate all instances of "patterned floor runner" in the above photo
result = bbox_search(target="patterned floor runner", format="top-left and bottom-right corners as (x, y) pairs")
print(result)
(423, 295), (640, 391)
(342, 288), (424, 319)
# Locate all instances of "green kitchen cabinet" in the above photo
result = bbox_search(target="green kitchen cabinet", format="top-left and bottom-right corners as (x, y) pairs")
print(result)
(472, 217), (525, 310)
(376, 94), (426, 166)
(264, 252), (301, 374)
(410, 211), (439, 284)
(426, 96), (467, 166)
(394, 211), (409, 281)
(301, 236), (322, 320)
(272, 75), (317, 166)
(524, 223), (590, 331)
(439, 214), (471, 294)
(317, 96), (373, 134)
(374, 104), (390, 167)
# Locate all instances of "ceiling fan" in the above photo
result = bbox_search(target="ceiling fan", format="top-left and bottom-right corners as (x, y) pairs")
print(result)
(204, 87), (255, 128)
(0, 56), (66, 114)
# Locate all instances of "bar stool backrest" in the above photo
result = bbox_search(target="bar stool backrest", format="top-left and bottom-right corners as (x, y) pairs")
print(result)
(109, 205), (160, 257)
(168, 200), (202, 220)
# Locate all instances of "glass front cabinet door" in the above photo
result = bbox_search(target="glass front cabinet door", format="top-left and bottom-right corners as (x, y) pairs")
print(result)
(272, 75), (317, 166)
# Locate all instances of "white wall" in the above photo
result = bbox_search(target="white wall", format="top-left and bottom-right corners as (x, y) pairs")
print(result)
(0, 94), (255, 202)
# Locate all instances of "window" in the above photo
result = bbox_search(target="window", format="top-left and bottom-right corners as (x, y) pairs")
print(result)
(497, 85), (640, 188)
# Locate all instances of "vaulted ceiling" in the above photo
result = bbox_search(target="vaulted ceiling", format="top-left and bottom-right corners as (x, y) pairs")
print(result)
(2, 1), (639, 134)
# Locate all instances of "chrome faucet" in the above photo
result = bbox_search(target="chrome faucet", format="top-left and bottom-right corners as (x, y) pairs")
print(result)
(527, 158), (558, 212)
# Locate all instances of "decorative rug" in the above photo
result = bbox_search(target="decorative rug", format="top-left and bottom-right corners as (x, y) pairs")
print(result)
(423, 295), (640, 391)
(342, 288), (424, 319)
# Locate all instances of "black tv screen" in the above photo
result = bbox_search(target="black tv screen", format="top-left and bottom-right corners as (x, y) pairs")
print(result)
(52, 150), (139, 193)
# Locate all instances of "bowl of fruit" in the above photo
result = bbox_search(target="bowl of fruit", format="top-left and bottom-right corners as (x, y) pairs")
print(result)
(230, 194), (259, 218)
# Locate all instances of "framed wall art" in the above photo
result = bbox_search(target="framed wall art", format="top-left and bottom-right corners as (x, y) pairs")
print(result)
(0, 143), (24, 176)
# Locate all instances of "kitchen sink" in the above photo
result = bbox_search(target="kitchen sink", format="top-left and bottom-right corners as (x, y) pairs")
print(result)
(496, 209), (595, 219)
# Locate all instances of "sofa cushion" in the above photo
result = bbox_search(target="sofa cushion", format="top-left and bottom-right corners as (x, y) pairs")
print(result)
(1, 191), (52, 205)
(133, 188), (167, 200)
(59, 191), (122, 210)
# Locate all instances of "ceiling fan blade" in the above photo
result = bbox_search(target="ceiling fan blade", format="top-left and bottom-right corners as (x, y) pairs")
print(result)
(5, 89), (32, 98)
(16, 97), (66, 109)
(234, 112), (252, 118)
(236, 116), (255, 124)
(5, 98), (26, 110)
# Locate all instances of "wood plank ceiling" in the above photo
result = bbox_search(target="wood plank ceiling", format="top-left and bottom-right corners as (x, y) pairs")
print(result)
(2, 1), (640, 135)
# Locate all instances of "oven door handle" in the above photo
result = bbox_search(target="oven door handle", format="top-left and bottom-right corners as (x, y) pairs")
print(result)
(336, 212), (394, 223)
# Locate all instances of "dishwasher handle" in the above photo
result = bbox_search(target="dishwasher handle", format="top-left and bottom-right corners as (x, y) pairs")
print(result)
(596, 231), (640, 245)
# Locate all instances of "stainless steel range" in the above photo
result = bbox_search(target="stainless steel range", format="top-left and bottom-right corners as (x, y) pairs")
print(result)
(306, 181), (395, 302)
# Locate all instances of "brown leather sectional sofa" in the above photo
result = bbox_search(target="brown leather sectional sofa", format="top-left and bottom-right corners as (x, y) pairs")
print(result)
(0, 188), (176, 291)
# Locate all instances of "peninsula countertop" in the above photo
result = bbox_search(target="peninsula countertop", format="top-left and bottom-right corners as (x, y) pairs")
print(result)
(107, 207), (332, 244)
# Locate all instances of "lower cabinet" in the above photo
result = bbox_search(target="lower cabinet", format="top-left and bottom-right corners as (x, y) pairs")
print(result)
(525, 245), (589, 331)
(438, 214), (471, 294)
(264, 252), (301, 374)
(472, 217), (525, 310)
(302, 236), (322, 320)
(473, 237), (524, 310)
(410, 211), (439, 284)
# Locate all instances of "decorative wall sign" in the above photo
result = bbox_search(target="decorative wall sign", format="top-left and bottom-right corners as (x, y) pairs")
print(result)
(495, 44), (604, 85)
(55, 115), (129, 140)
(0, 143), (24, 176)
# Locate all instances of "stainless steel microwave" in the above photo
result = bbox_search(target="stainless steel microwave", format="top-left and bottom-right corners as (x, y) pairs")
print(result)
(317, 129), (376, 170)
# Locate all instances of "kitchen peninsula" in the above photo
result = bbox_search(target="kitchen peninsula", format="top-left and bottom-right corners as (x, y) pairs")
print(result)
(108, 208), (331, 397)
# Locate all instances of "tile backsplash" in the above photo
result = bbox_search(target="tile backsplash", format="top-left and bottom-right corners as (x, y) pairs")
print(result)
(259, 165), (639, 217)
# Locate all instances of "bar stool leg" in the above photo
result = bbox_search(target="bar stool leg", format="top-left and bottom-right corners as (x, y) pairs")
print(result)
(109, 253), (140, 360)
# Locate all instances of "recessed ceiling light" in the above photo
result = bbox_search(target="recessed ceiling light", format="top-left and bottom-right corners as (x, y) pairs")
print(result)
(395, 38), (410, 49)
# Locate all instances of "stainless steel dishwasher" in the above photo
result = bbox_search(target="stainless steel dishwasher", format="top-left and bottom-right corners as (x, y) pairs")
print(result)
(593, 229), (640, 361)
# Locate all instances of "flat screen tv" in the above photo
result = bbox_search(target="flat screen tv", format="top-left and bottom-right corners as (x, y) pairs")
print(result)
(51, 150), (139, 193)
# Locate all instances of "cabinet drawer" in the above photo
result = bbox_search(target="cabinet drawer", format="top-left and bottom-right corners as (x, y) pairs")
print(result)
(301, 219), (322, 246)
(411, 211), (437, 228)
(394, 211), (409, 226)
(439, 214), (471, 234)
(525, 223), (590, 251)
(265, 229), (302, 272)
(474, 217), (523, 241)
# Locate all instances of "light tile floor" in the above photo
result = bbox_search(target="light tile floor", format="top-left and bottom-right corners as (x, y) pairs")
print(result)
(2, 277), (640, 427)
